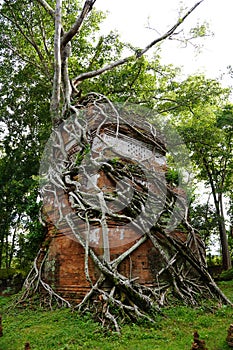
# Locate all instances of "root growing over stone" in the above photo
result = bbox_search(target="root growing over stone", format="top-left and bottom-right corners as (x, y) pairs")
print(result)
(19, 95), (232, 333)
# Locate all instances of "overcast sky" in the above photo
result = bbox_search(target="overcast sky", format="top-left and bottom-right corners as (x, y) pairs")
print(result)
(95, 0), (233, 86)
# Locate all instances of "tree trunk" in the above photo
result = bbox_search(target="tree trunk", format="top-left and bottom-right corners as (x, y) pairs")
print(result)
(219, 196), (232, 270)
(0, 239), (3, 269)
(202, 155), (232, 271)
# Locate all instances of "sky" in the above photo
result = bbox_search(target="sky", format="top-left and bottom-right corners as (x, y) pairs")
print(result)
(95, 0), (233, 86)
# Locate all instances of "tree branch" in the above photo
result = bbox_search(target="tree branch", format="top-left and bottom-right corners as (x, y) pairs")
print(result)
(38, 6), (52, 58)
(2, 39), (42, 70)
(50, 0), (62, 119)
(73, 0), (204, 85)
(136, 0), (204, 58)
(1, 8), (49, 74)
(1, 11), (42, 58)
(73, 57), (130, 85)
(36, 0), (55, 19)
(61, 0), (97, 49)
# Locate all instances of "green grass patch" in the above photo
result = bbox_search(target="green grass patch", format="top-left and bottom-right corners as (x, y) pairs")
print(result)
(0, 282), (233, 349)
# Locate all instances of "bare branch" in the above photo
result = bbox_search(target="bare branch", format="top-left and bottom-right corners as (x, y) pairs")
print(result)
(136, 0), (204, 58)
(73, 1), (204, 85)
(61, 0), (97, 48)
(73, 57), (130, 85)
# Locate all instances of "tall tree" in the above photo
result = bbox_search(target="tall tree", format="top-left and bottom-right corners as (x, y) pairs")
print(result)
(0, 0), (127, 268)
(0, 0), (197, 268)
(164, 76), (233, 270)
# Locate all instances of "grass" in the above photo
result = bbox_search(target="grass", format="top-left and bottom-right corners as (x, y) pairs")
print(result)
(0, 282), (233, 350)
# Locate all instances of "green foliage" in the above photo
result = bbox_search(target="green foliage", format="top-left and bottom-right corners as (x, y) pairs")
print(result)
(219, 268), (233, 281)
(163, 74), (233, 268)
(75, 144), (91, 166)
(0, 0), (108, 269)
(81, 53), (179, 108)
(190, 23), (210, 38)
(0, 0), (181, 270)
(165, 168), (179, 186)
(0, 281), (233, 349)
(160, 74), (229, 114)
(0, 268), (26, 295)
(0, 268), (26, 280)
(190, 203), (219, 249)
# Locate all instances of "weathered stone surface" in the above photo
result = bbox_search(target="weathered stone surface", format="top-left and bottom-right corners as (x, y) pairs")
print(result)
(41, 108), (205, 303)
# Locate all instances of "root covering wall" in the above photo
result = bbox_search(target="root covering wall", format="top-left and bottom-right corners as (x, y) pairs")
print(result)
(41, 104), (205, 303)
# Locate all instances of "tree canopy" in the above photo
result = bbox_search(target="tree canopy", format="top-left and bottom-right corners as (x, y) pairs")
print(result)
(0, 0), (204, 270)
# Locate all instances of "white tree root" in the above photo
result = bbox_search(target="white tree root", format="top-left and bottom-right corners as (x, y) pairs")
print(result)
(20, 96), (232, 333)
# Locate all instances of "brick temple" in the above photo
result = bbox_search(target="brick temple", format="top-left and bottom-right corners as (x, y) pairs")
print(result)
(41, 105), (204, 303)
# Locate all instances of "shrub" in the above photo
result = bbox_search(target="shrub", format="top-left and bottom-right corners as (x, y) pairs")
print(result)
(219, 268), (233, 281)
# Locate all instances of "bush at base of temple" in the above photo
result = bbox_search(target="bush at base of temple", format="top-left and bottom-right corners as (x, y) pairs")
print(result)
(0, 268), (26, 295)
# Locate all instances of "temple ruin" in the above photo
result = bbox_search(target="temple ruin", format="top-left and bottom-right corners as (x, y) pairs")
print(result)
(22, 98), (230, 328)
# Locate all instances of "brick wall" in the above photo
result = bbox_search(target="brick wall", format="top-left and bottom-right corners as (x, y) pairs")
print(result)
(41, 110), (203, 303)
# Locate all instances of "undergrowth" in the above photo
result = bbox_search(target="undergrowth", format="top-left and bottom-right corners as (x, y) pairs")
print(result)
(0, 281), (233, 350)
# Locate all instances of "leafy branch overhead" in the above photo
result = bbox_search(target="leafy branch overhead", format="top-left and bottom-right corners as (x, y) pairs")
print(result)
(35, 0), (205, 119)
